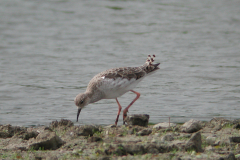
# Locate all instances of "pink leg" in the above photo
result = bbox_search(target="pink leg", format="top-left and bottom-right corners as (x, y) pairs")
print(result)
(123, 90), (140, 124)
(115, 98), (122, 125)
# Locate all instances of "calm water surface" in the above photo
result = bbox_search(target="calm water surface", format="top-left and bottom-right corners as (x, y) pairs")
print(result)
(0, 0), (240, 126)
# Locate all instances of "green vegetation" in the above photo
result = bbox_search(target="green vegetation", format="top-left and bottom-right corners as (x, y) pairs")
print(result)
(11, 152), (22, 159)
(106, 6), (123, 10)
(148, 122), (156, 125)
(175, 136), (189, 141)
(222, 123), (234, 128)
(0, 153), (8, 159)
(186, 148), (196, 154)
(38, 147), (45, 151)
(1, 118), (239, 160)
(93, 131), (102, 137)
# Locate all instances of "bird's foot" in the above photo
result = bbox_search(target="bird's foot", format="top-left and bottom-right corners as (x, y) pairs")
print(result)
(123, 112), (127, 124)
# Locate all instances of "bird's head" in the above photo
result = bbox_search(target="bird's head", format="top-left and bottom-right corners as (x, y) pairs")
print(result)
(74, 93), (90, 122)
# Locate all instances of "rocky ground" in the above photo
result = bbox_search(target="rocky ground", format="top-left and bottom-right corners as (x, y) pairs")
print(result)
(0, 115), (240, 160)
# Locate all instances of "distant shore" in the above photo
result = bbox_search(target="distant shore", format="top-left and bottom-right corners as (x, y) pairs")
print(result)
(0, 117), (240, 160)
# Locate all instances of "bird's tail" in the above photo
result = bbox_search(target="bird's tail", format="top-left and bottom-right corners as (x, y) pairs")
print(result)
(142, 55), (160, 74)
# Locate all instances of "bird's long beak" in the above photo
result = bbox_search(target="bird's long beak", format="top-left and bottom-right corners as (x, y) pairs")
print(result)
(77, 108), (81, 122)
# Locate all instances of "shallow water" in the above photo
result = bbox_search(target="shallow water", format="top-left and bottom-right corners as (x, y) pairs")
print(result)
(0, 0), (240, 126)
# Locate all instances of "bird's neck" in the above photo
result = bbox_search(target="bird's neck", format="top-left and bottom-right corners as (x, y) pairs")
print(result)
(85, 90), (104, 104)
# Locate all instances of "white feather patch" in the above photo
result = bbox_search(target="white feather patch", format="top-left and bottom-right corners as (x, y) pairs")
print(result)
(97, 77), (143, 99)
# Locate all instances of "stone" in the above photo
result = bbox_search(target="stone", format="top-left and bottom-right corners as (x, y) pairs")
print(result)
(145, 144), (159, 154)
(0, 131), (10, 138)
(136, 129), (152, 136)
(127, 129), (134, 135)
(205, 118), (229, 132)
(46, 156), (58, 160)
(35, 157), (42, 160)
(229, 137), (240, 143)
(98, 157), (110, 160)
(0, 124), (26, 138)
(214, 140), (221, 146)
(124, 144), (145, 155)
(161, 133), (174, 141)
(210, 117), (232, 127)
(151, 138), (157, 143)
(4, 139), (28, 151)
(127, 126), (142, 135)
(28, 130), (65, 150)
(206, 136), (217, 145)
(220, 152), (236, 160)
(213, 125), (222, 132)
(181, 119), (202, 133)
(95, 150), (106, 155)
(166, 140), (186, 152)
(50, 119), (74, 128)
(205, 146), (215, 151)
(233, 119), (240, 124)
(14, 131), (39, 140)
(217, 138), (231, 147)
(169, 140), (185, 152)
(2, 117), (240, 159)
(157, 144), (170, 153)
(87, 136), (103, 142)
(124, 114), (149, 127)
(105, 144), (127, 156)
(233, 123), (240, 129)
(153, 122), (177, 129)
(185, 132), (203, 152)
(182, 134), (192, 139)
(235, 154), (240, 159)
(76, 125), (100, 136)
(104, 124), (116, 128)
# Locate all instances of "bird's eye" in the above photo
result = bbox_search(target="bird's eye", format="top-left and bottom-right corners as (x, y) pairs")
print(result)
(80, 100), (84, 104)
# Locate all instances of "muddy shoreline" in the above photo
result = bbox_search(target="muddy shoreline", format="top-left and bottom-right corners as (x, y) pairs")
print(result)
(1, 116), (240, 160)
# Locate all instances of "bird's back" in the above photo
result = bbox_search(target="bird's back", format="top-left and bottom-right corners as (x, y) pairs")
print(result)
(86, 55), (160, 101)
